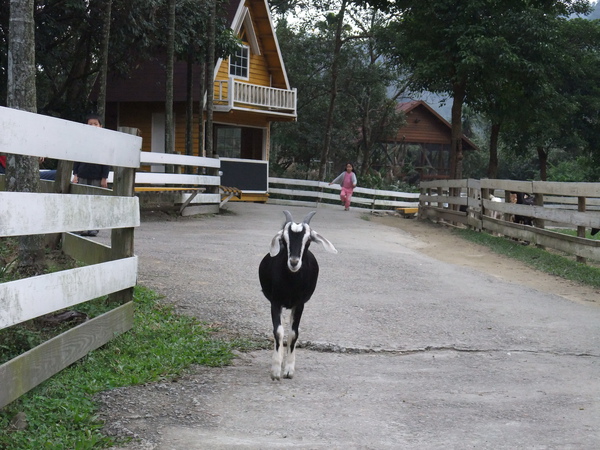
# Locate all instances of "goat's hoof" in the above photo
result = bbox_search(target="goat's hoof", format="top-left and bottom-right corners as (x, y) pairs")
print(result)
(283, 366), (295, 379)
(270, 370), (281, 381)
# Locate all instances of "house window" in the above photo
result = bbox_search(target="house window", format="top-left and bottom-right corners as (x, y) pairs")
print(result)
(229, 45), (249, 79)
(216, 126), (241, 158)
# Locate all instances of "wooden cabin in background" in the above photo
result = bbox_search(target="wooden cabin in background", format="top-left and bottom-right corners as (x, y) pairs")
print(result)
(380, 100), (478, 181)
(104, 0), (296, 201)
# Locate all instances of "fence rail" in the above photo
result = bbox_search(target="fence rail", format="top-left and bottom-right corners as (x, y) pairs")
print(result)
(419, 178), (600, 263)
(107, 150), (222, 215)
(267, 177), (420, 210)
(0, 106), (142, 408)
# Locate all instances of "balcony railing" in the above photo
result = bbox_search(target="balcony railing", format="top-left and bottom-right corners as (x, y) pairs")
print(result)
(214, 77), (297, 117)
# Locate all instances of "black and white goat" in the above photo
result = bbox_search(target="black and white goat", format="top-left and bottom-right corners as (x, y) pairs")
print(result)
(258, 210), (337, 380)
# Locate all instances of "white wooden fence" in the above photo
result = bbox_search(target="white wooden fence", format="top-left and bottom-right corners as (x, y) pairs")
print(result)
(107, 150), (222, 215)
(0, 106), (142, 408)
(420, 178), (600, 262)
(267, 177), (420, 210)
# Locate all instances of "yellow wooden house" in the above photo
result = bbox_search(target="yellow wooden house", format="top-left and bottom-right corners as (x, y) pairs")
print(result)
(104, 0), (297, 201)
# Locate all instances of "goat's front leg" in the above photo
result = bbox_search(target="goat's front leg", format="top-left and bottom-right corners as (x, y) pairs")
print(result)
(283, 303), (304, 379)
(271, 304), (284, 380)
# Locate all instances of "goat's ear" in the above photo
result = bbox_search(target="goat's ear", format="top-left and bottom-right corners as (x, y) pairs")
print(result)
(310, 230), (338, 254)
(269, 230), (284, 256)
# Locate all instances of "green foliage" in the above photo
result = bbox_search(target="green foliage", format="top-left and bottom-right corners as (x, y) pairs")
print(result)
(272, 8), (410, 178)
(547, 156), (596, 182)
(375, 0), (600, 179)
(0, 286), (255, 449)
(359, 171), (385, 189)
(0, 0), (238, 118)
(553, 228), (600, 241)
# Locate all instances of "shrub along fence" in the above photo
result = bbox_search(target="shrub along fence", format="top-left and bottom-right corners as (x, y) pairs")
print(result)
(419, 178), (600, 263)
(267, 177), (420, 211)
(0, 106), (142, 409)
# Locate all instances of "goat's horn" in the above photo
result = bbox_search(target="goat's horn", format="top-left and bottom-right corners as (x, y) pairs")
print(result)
(303, 211), (316, 224)
(283, 210), (294, 224)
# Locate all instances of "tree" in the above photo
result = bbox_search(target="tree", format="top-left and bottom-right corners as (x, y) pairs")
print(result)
(344, 9), (407, 176)
(271, 19), (340, 176)
(206, 0), (216, 157)
(375, 0), (593, 179)
(6, 0), (44, 274)
(318, 0), (349, 181)
(496, 15), (600, 181)
(271, 3), (408, 181)
(96, 0), (112, 122)
(165, 0), (176, 162)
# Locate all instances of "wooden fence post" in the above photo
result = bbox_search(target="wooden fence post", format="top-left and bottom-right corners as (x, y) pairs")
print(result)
(481, 187), (490, 218)
(577, 196), (587, 263)
(533, 190), (545, 250)
(108, 131), (138, 305)
(45, 160), (75, 249)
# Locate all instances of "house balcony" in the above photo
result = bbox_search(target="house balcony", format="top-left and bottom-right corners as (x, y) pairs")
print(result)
(213, 77), (297, 119)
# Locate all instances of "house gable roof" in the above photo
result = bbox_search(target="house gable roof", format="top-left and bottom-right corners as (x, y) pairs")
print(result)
(218, 0), (290, 89)
(392, 100), (478, 151)
(104, 0), (291, 102)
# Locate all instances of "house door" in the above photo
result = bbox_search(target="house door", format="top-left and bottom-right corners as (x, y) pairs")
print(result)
(151, 113), (175, 172)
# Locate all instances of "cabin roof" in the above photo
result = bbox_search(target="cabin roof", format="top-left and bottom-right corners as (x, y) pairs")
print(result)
(388, 100), (478, 151)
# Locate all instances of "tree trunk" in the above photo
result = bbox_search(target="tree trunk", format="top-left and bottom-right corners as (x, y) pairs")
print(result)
(537, 146), (548, 181)
(487, 122), (501, 178)
(96, 0), (112, 123)
(206, 0), (216, 158)
(360, 105), (371, 176)
(165, 0), (176, 165)
(185, 48), (194, 162)
(198, 60), (206, 157)
(318, 0), (347, 181)
(7, 0), (44, 274)
(450, 81), (466, 179)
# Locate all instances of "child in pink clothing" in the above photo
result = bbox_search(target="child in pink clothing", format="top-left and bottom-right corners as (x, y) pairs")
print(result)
(329, 163), (357, 210)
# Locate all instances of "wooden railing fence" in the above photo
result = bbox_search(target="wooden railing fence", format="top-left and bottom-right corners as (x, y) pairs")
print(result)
(107, 150), (222, 215)
(420, 179), (600, 263)
(267, 177), (420, 210)
(0, 107), (142, 409)
(214, 77), (297, 114)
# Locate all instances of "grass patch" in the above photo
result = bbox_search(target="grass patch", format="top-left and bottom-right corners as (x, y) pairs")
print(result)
(0, 286), (259, 449)
(552, 228), (600, 240)
(453, 228), (600, 288)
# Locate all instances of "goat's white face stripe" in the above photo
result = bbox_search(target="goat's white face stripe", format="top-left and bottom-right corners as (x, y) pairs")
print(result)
(283, 222), (311, 272)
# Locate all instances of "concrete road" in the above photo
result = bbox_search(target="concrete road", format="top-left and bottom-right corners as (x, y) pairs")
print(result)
(101, 202), (600, 449)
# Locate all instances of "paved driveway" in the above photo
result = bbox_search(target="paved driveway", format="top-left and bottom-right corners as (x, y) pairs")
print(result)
(102, 202), (600, 449)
